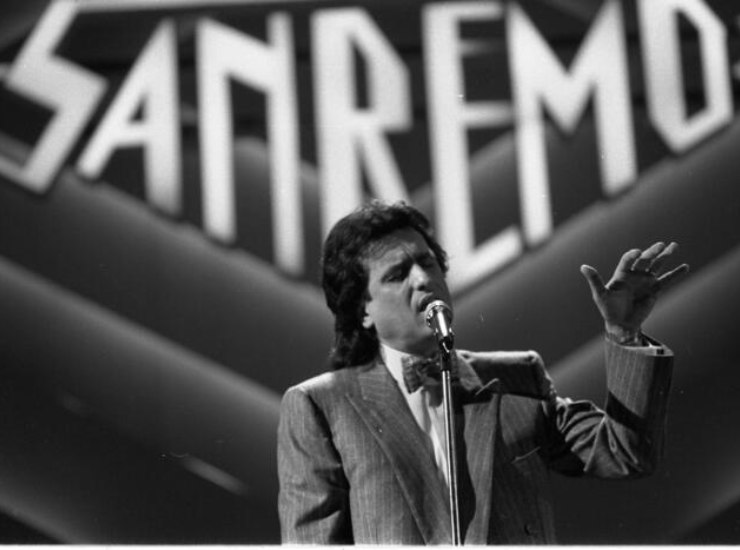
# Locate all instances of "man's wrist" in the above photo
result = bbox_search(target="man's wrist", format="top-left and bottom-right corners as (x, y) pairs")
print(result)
(605, 325), (643, 346)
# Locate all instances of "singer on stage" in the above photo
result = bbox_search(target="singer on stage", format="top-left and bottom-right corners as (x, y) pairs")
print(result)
(277, 200), (688, 544)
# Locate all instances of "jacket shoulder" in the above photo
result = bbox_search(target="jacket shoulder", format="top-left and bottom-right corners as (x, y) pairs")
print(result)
(459, 349), (552, 400)
(283, 366), (363, 402)
(459, 349), (544, 381)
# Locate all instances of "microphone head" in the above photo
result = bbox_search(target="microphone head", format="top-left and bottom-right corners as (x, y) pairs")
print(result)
(424, 299), (452, 328)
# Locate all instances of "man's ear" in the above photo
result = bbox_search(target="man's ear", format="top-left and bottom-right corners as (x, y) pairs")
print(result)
(361, 303), (374, 330)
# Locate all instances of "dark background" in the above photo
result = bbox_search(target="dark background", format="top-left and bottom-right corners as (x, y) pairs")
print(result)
(0, 0), (738, 544)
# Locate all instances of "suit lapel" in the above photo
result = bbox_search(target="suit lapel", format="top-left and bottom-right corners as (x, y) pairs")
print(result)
(346, 361), (452, 544)
(458, 373), (502, 544)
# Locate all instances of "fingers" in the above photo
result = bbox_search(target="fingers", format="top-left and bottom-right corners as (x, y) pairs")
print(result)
(657, 263), (690, 292)
(616, 248), (642, 274)
(620, 241), (689, 292)
(646, 241), (677, 274)
(580, 264), (606, 297)
(630, 241), (667, 272)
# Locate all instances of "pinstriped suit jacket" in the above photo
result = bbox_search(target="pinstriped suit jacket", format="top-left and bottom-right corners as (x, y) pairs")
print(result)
(277, 339), (673, 544)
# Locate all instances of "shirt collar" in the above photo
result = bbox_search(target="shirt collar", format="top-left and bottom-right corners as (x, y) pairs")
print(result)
(380, 343), (415, 396)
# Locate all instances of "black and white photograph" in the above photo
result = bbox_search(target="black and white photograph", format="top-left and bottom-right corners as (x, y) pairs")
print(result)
(0, 0), (737, 544)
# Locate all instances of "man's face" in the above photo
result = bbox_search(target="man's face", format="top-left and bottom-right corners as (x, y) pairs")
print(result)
(361, 228), (452, 356)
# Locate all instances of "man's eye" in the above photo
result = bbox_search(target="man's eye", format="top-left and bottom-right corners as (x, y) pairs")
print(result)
(385, 271), (403, 282)
(421, 257), (437, 269)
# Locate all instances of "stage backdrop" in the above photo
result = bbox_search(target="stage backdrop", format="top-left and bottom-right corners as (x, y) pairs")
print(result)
(0, 0), (738, 543)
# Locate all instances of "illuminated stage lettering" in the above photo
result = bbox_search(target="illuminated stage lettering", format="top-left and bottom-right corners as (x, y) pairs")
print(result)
(0, 0), (733, 289)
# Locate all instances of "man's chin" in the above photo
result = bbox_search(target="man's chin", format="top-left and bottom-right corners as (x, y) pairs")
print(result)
(412, 333), (439, 356)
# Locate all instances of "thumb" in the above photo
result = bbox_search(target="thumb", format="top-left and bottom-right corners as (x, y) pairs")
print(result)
(580, 264), (605, 298)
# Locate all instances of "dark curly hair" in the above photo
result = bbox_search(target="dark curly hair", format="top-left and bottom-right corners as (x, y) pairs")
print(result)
(321, 201), (448, 369)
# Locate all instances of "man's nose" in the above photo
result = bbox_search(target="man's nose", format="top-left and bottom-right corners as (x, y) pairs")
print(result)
(410, 263), (431, 288)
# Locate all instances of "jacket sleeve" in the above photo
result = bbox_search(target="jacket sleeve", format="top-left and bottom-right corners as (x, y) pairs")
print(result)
(277, 384), (353, 544)
(542, 338), (674, 478)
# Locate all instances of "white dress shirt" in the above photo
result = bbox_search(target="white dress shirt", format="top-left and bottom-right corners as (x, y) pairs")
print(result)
(380, 343), (480, 488)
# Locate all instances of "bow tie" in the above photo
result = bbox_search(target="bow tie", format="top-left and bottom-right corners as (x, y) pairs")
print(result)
(401, 353), (459, 393)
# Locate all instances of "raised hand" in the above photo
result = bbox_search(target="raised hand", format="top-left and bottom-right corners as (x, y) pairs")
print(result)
(580, 242), (689, 344)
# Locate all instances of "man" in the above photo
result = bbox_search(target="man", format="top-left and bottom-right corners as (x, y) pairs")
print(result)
(277, 201), (688, 544)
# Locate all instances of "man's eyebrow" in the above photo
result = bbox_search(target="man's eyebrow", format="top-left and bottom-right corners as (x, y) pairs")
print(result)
(382, 256), (409, 273)
(414, 250), (436, 262)
(378, 252), (415, 277)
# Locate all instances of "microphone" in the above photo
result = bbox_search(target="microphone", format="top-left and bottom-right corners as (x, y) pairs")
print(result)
(424, 300), (455, 354)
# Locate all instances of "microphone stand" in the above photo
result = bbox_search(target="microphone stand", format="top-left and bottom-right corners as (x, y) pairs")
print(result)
(437, 338), (462, 545)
